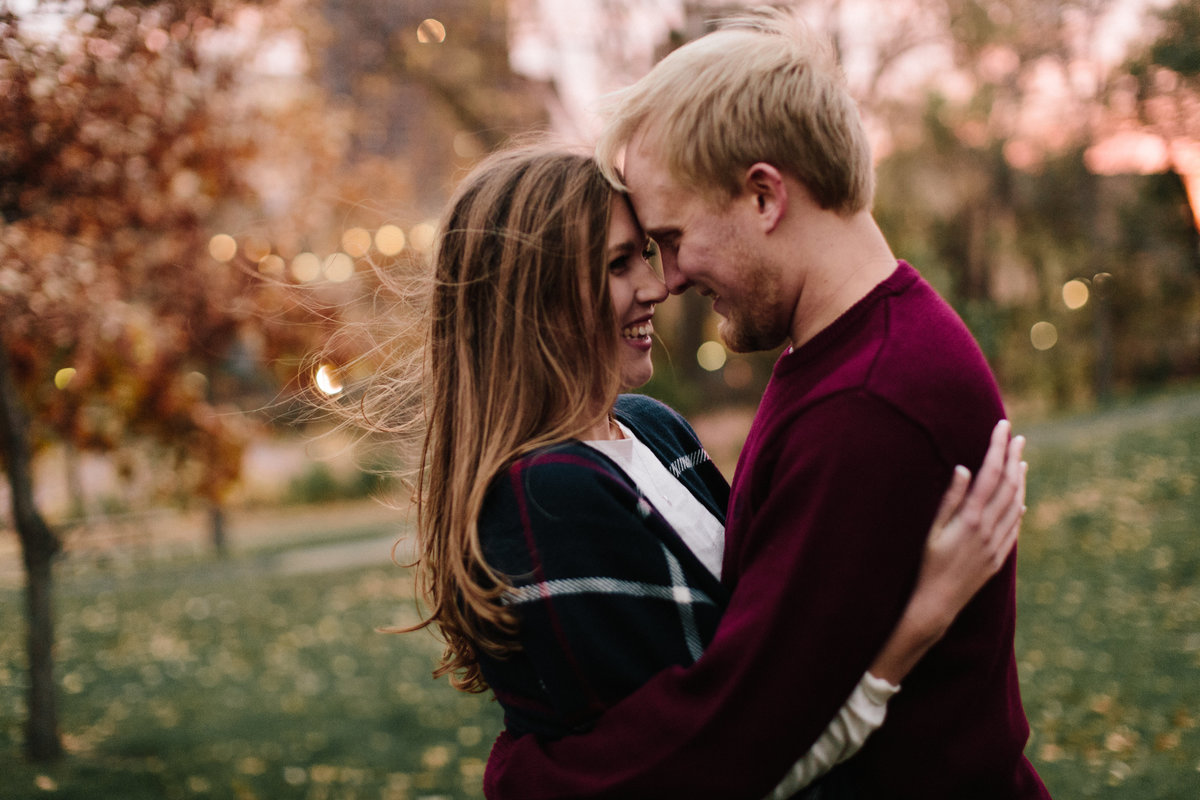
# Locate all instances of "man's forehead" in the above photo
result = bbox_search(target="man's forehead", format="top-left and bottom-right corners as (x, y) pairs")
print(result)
(622, 146), (678, 220)
(623, 127), (672, 181)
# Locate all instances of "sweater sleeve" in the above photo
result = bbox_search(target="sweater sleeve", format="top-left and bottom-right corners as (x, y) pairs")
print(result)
(484, 393), (947, 799)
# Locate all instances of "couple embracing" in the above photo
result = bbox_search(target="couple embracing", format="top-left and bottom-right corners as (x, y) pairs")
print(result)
(373, 10), (1050, 799)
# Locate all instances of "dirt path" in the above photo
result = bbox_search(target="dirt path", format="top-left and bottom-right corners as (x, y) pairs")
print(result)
(1017, 387), (1200, 449)
(0, 500), (408, 588)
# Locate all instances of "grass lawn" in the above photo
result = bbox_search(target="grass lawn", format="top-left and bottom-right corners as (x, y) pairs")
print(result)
(2, 392), (1199, 798)
(1, 542), (504, 799)
(1013, 393), (1200, 798)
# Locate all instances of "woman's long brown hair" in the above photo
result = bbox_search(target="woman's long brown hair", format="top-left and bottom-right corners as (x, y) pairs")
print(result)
(334, 146), (623, 692)
(419, 147), (622, 691)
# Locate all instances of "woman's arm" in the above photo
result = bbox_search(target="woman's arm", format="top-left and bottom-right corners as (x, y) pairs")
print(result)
(765, 419), (1027, 799)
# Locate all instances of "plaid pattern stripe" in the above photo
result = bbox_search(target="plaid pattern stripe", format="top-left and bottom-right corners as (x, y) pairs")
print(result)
(504, 542), (716, 662)
(668, 448), (710, 479)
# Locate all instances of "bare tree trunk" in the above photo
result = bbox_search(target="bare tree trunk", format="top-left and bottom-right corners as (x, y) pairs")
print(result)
(0, 335), (63, 761)
(63, 439), (87, 523)
(209, 502), (228, 559)
(1093, 276), (1114, 404)
(23, 555), (61, 761)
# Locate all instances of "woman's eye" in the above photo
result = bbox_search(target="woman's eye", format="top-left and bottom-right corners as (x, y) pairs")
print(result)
(608, 257), (629, 274)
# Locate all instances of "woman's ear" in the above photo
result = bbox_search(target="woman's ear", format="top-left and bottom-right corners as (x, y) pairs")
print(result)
(743, 162), (788, 234)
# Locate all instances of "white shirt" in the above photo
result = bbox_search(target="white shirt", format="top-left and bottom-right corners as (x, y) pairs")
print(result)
(585, 420), (726, 578)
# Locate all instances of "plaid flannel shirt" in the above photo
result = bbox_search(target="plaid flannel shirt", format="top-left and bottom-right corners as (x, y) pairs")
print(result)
(477, 394), (730, 738)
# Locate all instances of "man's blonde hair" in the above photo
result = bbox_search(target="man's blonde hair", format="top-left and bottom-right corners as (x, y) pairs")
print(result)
(596, 9), (874, 213)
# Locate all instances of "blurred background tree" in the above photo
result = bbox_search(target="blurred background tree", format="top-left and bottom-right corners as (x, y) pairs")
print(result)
(866, 0), (1200, 414)
(0, 0), (297, 761)
(0, 0), (545, 762)
(523, 0), (1196, 417)
(639, 0), (1200, 417)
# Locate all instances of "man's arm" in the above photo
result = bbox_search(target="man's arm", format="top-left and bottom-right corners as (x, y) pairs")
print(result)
(486, 394), (952, 799)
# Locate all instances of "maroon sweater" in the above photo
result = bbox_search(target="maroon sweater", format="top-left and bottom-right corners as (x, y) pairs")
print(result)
(485, 262), (1050, 799)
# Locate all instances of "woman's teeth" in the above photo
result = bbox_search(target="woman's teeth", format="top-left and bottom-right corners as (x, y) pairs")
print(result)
(622, 323), (652, 339)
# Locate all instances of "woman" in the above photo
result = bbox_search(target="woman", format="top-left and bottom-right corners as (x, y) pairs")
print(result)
(363, 145), (1024, 795)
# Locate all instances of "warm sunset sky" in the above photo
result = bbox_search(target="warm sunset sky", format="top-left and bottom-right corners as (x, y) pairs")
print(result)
(507, 0), (1196, 224)
(508, 0), (1176, 142)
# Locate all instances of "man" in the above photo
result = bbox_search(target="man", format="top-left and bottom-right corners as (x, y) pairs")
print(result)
(484, 11), (1050, 799)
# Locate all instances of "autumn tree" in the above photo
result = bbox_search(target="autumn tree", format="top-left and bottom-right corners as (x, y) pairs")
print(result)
(1099, 0), (1200, 384)
(0, 0), (567, 761)
(0, 0), (351, 760)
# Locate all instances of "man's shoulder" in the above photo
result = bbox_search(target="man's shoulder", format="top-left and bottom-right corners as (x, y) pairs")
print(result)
(872, 272), (1003, 408)
(752, 269), (1003, 468)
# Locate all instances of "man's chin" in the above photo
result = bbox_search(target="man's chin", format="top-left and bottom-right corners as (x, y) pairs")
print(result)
(719, 317), (786, 354)
(717, 322), (754, 354)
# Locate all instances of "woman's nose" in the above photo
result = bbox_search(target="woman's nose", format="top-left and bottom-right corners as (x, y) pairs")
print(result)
(635, 265), (669, 304)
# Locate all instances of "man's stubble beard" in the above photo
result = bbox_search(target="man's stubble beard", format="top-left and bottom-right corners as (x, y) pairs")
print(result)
(717, 246), (793, 355)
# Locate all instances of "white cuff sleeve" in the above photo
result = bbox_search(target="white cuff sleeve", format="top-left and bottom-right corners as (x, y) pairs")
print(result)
(762, 671), (900, 800)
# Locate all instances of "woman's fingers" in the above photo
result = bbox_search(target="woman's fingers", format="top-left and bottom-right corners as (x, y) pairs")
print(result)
(978, 433), (1026, 537)
(932, 465), (972, 532)
(914, 423), (1031, 626)
(990, 461), (1027, 566)
(956, 419), (1014, 533)
(973, 419), (1013, 499)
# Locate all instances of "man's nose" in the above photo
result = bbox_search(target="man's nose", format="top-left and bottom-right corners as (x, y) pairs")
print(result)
(660, 251), (690, 295)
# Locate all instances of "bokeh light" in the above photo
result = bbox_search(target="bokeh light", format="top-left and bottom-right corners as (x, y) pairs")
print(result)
(290, 252), (322, 283)
(408, 222), (437, 253)
(54, 367), (76, 389)
(697, 340), (727, 371)
(1031, 321), (1058, 351)
(182, 371), (208, 398)
(314, 364), (343, 396)
(723, 359), (753, 389)
(417, 19), (446, 44)
(208, 234), (237, 262)
(171, 170), (201, 200)
(323, 253), (354, 283)
(453, 132), (483, 159)
(1062, 279), (1089, 310)
(374, 225), (406, 256)
(258, 254), (285, 276)
(341, 227), (372, 258)
(243, 235), (272, 263)
(145, 28), (169, 53)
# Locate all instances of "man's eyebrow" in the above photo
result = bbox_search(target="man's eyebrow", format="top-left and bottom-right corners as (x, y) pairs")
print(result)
(645, 228), (678, 242)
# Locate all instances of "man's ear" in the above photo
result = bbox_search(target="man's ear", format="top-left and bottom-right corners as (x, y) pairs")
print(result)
(743, 162), (787, 234)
